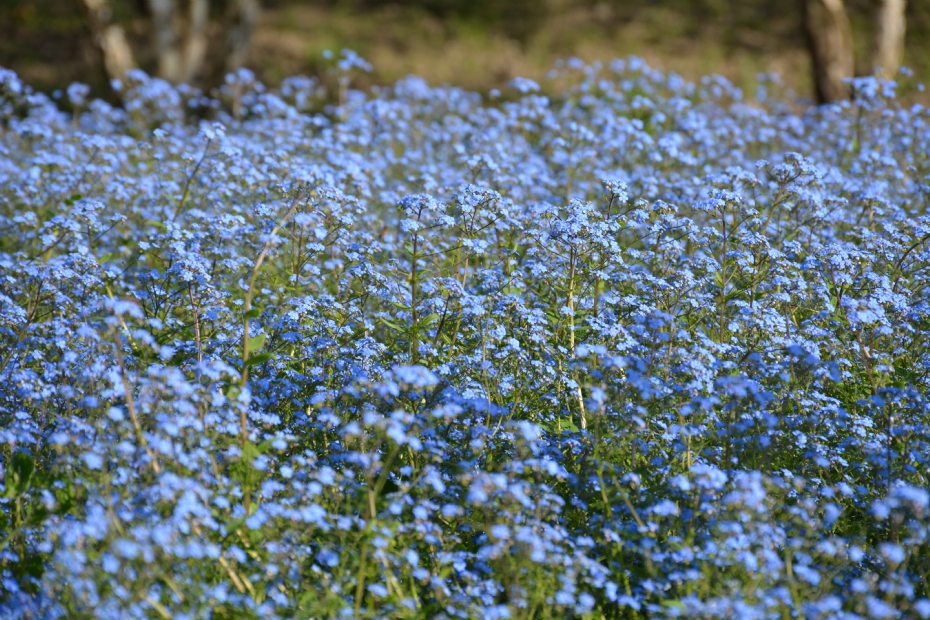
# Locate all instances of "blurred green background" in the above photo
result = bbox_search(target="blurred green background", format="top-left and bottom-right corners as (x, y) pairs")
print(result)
(3, 0), (930, 99)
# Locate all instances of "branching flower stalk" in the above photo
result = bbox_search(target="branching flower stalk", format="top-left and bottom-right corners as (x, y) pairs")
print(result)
(239, 191), (304, 451)
(112, 328), (161, 475)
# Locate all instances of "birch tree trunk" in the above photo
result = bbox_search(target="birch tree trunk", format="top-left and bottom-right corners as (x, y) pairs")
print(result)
(81, 0), (135, 85)
(805, 0), (854, 103)
(181, 0), (209, 84)
(148, 0), (180, 81)
(148, 0), (209, 84)
(869, 0), (906, 77)
(223, 0), (261, 75)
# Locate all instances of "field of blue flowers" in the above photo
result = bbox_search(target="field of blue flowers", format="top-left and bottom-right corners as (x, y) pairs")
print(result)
(1, 51), (929, 618)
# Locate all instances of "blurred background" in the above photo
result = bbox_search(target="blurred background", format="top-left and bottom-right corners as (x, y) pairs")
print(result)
(2, 0), (929, 104)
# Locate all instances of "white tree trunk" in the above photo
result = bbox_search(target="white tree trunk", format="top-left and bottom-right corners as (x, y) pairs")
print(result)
(149, 0), (181, 82)
(148, 0), (209, 84)
(869, 0), (907, 77)
(82, 0), (135, 85)
(224, 0), (260, 75)
(805, 0), (855, 103)
(180, 0), (209, 84)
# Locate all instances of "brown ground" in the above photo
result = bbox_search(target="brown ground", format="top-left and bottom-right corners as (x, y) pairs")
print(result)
(253, 2), (816, 97)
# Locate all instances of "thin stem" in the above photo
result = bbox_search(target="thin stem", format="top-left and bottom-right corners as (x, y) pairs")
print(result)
(410, 231), (419, 364)
(188, 285), (203, 373)
(141, 594), (172, 619)
(112, 329), (161, 475)
(237, 193), (303, 517)
(718, 205), (729, 344)
(567, 248), (587, 431)
(240, 193), (304, 441)
(171, 139), (211, 222)
(856, 329), (878, 395)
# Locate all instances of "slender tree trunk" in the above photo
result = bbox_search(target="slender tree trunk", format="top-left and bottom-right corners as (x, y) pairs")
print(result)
(224, 0), (260, 75)
(148, 0), (209, 84)
(181, 0), (209, 84)
(869, 0), (906, 77)
(805, 0), (854, 103)
(81, 0), (135, 85)
(148, 0), (180, 81)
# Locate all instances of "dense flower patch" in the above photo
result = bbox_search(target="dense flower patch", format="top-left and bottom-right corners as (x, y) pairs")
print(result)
(1, 54), (930, 618)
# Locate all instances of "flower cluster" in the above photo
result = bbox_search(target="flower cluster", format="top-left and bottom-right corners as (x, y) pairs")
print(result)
(1, 56), (929, 618)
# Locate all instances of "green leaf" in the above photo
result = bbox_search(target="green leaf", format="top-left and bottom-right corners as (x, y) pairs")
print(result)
(53, 481), (77, 515)
(6, 451), (34, 498)
(540, 418), (579, 435)
(98, 252), (115, 264)
(28, 505), (49, 526)
(10, 552), (46, 584)
(245, 352), (273, 367)
(246, 333), (266, 355)
(224, 516), (247, 536)
(241, 441), (262, 462)
(230, 464), (261, 491)
(244, 308), (261, 320)
(31, 472), (51, 490)
(560, 419), (580, 433)
(661, 600), (687, 611)
(379, 317), (406, 332)
(230, 442), (266, 489)
(420, 312), (440, 326)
